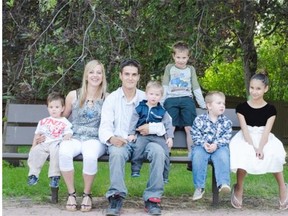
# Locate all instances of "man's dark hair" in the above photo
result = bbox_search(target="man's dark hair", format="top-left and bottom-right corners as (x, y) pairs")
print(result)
(119, 59), (141, 73)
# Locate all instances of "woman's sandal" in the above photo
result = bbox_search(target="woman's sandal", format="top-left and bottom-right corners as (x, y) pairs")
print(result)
(81, 193), (93, 212)
(279, 183), (288, 210)
(66, 192), (77, 211)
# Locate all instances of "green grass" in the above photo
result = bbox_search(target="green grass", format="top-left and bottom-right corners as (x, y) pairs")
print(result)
(2, 148), (288, 202)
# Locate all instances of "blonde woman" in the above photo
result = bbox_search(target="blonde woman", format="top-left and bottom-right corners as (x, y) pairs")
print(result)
(59, 60), (108, 212)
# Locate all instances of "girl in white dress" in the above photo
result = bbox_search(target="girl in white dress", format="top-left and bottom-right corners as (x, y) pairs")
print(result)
(229, 71), (287, 210)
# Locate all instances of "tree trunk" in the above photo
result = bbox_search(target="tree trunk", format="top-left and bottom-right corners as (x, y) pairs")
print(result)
(238, 0), (258, 97)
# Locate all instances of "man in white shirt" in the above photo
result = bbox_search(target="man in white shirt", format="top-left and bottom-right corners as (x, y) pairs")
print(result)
(99, 59), (166, 215)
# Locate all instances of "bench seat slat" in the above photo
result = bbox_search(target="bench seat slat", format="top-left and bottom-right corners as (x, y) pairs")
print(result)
(2, 153), (208, 165)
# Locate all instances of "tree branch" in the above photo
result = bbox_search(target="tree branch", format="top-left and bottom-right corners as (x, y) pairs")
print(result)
(49, 1), (96, 91)
(29, 1), (70, 49)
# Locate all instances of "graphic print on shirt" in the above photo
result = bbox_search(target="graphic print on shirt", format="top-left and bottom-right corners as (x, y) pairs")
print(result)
(39, 118), (68, 139)
(169, 67), (191, 92)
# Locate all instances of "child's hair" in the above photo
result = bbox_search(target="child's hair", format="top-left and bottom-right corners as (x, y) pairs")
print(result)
(251, 69), (269, 86)
(205, 91), (225, 104)
(120, 59), (141, 74)
(172, 41), (190, 55)
(47, 92), (65, 106)
(145, 80), (164, 96)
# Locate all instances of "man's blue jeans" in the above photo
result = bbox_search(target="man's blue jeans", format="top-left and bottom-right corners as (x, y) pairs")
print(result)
(106, 142), (165, 201)
(191, 145), (230, 189)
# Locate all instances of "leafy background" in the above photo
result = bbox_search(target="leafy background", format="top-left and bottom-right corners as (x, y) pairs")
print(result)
(2, 0), (288, 101)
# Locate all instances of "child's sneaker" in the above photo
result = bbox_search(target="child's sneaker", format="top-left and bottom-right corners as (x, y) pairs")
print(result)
(131, 172), (140, 177)
(192, 188), (205, 201)
(49, 176), (60, 188)
(219, 184), (231, 194)
(27, 175), (38, 186)
(186, 161), (192, 171)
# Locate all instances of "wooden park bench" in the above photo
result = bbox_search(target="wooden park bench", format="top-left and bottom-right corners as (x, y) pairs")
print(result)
(2, 100), (239, 205)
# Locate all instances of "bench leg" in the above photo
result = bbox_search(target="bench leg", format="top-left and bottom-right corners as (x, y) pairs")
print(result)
(211, 166), (219, 206)
(51, 187), (59, 204)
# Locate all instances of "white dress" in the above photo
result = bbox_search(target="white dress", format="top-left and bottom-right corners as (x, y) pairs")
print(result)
(230, 102), (286, 174)
(230, 126), (286, 174)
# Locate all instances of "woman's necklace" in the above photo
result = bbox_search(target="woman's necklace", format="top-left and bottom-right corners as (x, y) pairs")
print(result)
(87, 99), (94, 108)
(85, 99), (95, 119)
(86, 91), (101, 108)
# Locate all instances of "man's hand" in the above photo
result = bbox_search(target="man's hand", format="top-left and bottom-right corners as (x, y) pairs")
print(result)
(109, 136), (127, 147)
(127, 134), (136, 142)
(136, 124), (149, 136)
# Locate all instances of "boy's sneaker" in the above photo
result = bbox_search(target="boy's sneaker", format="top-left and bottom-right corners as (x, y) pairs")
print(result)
(27, 175), (38, 186)
(192, 188), (205, 201)
(219, 184), (231, 194)
(144, 198), (161, 215)
(131, 172), (140, 178)
(186, 161), (192, 171)
(106, 194), (123, 216)
(49, 176), (60, 188)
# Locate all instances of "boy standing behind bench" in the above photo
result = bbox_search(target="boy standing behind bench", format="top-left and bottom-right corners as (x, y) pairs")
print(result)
(27, 92), (73, 188)
(162, 41), (206, 171)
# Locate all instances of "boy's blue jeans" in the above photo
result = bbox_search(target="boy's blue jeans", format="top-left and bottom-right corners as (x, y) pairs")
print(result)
(191, 145), (230, 189)
(131, 135), (170, 180)
(106, 142), (165, 201)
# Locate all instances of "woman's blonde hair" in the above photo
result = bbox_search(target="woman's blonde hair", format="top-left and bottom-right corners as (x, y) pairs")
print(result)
(79, 60), (107, 107)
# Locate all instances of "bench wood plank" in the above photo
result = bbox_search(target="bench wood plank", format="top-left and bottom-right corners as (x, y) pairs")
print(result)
(6, 103), (49, 123)
(4, 126), (36, 146)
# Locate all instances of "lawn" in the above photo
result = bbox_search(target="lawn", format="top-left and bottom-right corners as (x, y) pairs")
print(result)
(2, 147), (288, 204)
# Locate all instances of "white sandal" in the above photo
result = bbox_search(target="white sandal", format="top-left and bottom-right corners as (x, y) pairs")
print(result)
(66, 192), (77, 211)
(279, 183), (288, 210)
(81, 193), (92, 212)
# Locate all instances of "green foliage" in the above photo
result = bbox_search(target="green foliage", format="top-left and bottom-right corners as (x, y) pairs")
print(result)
(5, 0), (14, 8)
(2, 0), (288, 100)
(39, 0), (57, 12)
(200, 59), (246, 98)
(256, 34), (288, 101)
(201, 34), (288, 101)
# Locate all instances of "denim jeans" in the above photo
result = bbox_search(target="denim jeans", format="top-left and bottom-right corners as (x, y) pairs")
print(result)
(131, 135), (170, 180)
(191, 145), (230, 188)
(106, 142), (165, 201)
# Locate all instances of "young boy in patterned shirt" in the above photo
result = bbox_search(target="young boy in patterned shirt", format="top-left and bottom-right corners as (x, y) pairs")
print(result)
(190, 91), (232, 201)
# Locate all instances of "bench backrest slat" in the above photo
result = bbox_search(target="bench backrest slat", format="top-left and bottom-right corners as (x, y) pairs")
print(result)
(7, 103), (48, 123)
